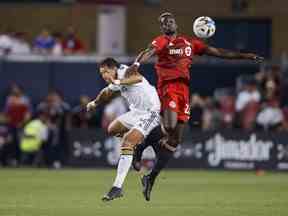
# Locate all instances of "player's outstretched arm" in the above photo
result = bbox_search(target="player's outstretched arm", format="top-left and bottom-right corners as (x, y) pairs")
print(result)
(135, 45), (157, 64)
(204, 46), (264, 63)
(86, 87), (120, 112)
(121, 71), (143, 85)
(126, 45), (157, 76)
(110, 72), (143, 86)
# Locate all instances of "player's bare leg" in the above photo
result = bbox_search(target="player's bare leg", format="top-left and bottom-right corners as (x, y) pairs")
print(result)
(142, 109), (185, 201)
(102, 128), (144, 202)
(107, 119), (130, 137)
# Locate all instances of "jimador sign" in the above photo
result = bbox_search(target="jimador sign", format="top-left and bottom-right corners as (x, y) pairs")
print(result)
(68, 129), (288, 170)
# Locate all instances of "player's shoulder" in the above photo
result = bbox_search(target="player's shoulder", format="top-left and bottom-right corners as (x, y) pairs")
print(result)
(152, 35), (166, 40)
(152, 35), (168, 44)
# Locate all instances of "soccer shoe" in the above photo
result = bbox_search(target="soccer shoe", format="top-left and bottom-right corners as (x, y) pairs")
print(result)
(141, 174), (155, 201)
(102, 186), (123, 202)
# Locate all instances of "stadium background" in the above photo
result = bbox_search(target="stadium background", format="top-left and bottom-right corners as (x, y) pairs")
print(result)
(0, 0), (288, 170)
(0, 1), (288, 216)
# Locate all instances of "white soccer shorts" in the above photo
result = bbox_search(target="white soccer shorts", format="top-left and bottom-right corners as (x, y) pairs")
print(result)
(117, 110), (160, 137)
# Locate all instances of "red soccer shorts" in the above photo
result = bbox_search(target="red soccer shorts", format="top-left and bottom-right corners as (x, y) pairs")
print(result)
(158, 79), (190, 122)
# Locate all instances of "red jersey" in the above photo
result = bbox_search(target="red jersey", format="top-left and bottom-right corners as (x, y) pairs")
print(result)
(151, 35), (207, 86)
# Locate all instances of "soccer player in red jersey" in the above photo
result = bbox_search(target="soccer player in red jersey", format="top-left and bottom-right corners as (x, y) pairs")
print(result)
(127, 12), (263, 201)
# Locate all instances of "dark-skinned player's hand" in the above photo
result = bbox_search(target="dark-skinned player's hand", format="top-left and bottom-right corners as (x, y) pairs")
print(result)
(246, 53), (265, 63)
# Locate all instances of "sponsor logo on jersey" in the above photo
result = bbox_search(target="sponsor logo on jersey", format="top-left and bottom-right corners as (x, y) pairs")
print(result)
(169, 100), (177, 109)
(169, 48), (183, 55)
(169, 46), (192, 56)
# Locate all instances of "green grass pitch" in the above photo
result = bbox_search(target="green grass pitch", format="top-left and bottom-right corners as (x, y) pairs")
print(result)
(0, 169), (287, 216)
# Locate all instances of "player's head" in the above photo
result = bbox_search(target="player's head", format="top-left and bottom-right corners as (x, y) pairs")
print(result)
(99, 58), (120, 83)
(158, 12), (177, 36)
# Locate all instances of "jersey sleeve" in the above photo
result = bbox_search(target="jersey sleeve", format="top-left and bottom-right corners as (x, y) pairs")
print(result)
(151, 36), (167, 53)
(117, 64), (129, 79)
(108, 84), (121, 92)
(192, 38), (207, 55)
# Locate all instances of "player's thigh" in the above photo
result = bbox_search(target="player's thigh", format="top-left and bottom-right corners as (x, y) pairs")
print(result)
(122, 128), (145, 149)
(107, 119), (129, 137)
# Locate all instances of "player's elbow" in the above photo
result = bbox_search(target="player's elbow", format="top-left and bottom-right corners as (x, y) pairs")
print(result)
(135, 75), (143, 83)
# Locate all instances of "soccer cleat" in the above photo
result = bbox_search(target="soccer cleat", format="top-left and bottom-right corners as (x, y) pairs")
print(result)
(141, 174), (155, 201)
(102, 186), (123, 202)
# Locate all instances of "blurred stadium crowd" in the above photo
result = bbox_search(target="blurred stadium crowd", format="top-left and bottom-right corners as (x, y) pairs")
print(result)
(0, 1), (287, 168)
(189, 65), (288, 131)
(0, 26), (86, 56)
(1, 62), (288, 168)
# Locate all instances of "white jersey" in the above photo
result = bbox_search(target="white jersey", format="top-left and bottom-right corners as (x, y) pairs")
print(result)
(108, 64), (160, 112)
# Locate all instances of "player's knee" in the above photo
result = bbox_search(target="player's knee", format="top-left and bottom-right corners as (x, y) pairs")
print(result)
(121, 136), (136, 155)
(107, 124), (120, 137)
(167, 135), (181, 148)
(163, 124), (176, 135)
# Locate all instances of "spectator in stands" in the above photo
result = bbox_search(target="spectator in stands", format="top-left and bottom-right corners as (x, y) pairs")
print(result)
(101, 96), (128, 130)
(33, 28), (55, 54)
(20, 111), (49, 166)
(4, 83), (31, 129)
(0, 27), (13, 56)
(202, 97), (222, 130)
(235, 78), (261, 129)
(188, 94), (204, 129)
(0, 113), (12, 166)
(4, 83), (31, 165)
(256, 100), (284, 131)
(282, 107), (288, 130)
(10, 32), (31, 55)
(62, 26), (85, 55)
(51, 32), (63, 56)
(71, 95), (102, 128)
(214, 88), (236, 128)
(37, 90), (70, 168)
(255, 65), (282, 102)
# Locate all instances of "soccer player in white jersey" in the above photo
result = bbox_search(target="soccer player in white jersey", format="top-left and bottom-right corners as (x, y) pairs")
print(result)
(86, 58), (161, 201)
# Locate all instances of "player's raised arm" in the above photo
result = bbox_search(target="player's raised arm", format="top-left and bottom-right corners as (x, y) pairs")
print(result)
(136, 45), (157, 64)
(204, 46), (264, 63)
(86, 87), (120, 112)
(126, 45), (157, 76)
(120, 70), (143, 85)
(110, 72), (143, 86)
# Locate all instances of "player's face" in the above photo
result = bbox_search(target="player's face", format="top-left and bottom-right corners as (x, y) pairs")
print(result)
(160, 17), (177, 35)
(99, 66), (117, 84)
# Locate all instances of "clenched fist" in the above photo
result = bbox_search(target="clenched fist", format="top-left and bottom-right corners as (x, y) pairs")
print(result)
(86, 101), (97, 112)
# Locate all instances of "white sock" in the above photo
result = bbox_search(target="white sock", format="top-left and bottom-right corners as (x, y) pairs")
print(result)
(113, 154), (133, 188)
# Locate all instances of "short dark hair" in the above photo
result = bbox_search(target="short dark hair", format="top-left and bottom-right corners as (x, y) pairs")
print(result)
(158, 12), (174, 23)
(99, 58), (120, 68)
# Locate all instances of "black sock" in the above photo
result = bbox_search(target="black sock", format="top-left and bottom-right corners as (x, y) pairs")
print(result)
(134, 125), (163, 160)
(149, 147), (173, 180)
(145, 125), (163, 154)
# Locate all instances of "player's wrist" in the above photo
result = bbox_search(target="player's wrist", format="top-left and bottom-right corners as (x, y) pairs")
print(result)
(113, 79), (121, 85)
(133, 61), (140, 67)
(92, 100), (100, 107)
(91, 100), (96, 106)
